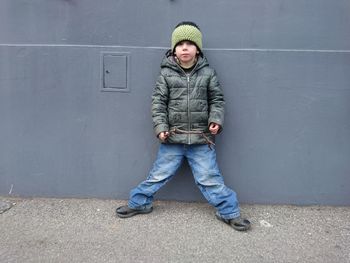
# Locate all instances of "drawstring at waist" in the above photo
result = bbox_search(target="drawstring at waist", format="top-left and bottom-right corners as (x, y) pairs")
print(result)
(169, 127), (215, 149)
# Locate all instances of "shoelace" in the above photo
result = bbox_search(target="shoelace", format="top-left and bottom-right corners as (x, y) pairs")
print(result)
(169, 127), (215, 149)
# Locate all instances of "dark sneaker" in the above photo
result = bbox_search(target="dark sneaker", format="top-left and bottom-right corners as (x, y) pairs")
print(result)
(216, 214), (251, 231)
(116, 205), (153, 218)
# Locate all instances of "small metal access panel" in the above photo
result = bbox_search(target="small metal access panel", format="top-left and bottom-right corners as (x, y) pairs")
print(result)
(102, 52), (130, 92)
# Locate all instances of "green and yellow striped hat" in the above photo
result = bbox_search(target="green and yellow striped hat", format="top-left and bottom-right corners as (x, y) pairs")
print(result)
(171, 22), (202, 52)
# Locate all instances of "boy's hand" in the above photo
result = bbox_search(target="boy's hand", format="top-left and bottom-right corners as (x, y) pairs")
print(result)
(158, 131), (169, 141)
(209, 123), (220, 135)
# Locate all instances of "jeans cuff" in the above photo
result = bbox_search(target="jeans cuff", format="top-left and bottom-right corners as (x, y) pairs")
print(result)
(216, 211), (241, 220)
(128, 200), (153, 210)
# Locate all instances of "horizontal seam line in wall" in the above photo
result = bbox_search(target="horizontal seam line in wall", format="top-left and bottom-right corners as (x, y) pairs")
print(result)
(0, 44), (350, 53)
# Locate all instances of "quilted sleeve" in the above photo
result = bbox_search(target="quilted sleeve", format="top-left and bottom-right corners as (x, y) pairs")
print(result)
(151, 74), (169, 136)
(207, 70), (225, 133)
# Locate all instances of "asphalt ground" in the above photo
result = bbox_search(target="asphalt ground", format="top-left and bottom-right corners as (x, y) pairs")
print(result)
(0, 197), (349, 263)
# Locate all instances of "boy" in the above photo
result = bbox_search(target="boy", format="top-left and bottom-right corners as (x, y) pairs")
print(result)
(116, 22), (250, 231)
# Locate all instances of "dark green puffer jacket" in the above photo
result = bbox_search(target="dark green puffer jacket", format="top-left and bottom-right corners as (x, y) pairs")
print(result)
(152, 52), (225, 144)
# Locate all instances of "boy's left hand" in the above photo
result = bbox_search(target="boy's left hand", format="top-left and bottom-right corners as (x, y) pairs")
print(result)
(209, 123), (220, 135)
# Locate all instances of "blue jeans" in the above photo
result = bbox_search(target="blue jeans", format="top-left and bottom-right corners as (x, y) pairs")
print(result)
(128, 144), (240, 220)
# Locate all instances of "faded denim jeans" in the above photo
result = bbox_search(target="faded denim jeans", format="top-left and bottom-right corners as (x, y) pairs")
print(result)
(128, 144), (240, 220)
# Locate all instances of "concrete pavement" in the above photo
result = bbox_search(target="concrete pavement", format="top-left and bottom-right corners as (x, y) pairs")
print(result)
(0, 197), (349, 263)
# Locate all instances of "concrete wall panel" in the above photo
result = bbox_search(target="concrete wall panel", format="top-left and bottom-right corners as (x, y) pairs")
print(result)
(0, 0), (349, 204)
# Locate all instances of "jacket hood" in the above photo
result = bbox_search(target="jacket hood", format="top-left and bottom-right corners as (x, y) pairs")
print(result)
(160, 50), (209, 74)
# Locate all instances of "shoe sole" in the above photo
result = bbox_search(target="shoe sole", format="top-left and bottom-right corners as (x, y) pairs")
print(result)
(116, 207), (153, 218)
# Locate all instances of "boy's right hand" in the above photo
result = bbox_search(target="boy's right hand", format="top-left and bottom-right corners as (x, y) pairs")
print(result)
(158, 131), (169, 142)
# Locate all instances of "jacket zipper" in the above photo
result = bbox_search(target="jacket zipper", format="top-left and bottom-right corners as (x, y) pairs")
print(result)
(187, 75), (191, 144)
(178, 62), (198, 144)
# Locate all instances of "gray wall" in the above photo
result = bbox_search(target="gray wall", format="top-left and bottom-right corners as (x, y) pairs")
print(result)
(1, 0), (349, 205)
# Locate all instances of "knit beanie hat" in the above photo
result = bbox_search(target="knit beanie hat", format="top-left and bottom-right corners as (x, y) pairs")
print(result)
(171, 21), (202, 52)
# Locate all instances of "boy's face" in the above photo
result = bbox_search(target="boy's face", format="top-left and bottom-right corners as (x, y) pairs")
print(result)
(174, 41), (198, 66)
